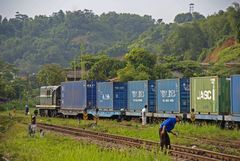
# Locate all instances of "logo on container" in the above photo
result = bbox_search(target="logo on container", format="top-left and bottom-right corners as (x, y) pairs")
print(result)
(160, 90), (176, 103)
(160, 90), (176, 98)
(183, 83), (190, 91)
(196, 78), (215, 100)
(132, 90), (144, 102)
(102, 94), (110, 100)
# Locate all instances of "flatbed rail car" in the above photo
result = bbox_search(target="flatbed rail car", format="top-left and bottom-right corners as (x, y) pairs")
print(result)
(36, 86), (61, 117)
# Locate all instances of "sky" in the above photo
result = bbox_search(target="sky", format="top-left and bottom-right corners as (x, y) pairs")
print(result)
(0, 0), (240, 23)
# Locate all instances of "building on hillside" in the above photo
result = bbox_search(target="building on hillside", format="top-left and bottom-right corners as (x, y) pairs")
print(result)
(65, 68), (83, 81)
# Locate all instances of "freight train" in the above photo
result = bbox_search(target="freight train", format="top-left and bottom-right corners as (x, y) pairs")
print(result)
(36, 75), (240, 123)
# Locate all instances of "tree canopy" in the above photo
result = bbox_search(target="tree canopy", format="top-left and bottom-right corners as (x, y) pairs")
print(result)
(0, 10), (155, 73)
(36, 64), (66, 86)
(0, 3), (239, 83)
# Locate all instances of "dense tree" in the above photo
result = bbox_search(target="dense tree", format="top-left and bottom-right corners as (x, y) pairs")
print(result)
(36, 64), (66, 85)
(153, 64), (172, 79)
(117, 64), (137, 81)
(87, 56), (125, 80)
(117, 48), (155, 81)
(174, 12), (205, 23)
(0, 10), (155, 73)
(0, 60), (32, 100)
(71, 54), (125, 80)
(124, 48), (156, 69)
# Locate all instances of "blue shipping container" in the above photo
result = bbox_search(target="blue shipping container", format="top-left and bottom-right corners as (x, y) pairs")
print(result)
(180, 78), (190, 113)
(128, 80), (155, 112)
(97, 82), (128, 110)
(148, 80), (156, 112)
(86, 80), (97, 108)
(113, 82), (128, 110)
(97, 82), (113, 110)
(231, 75), (240, 115)
(61, 81), (85, 109)
(61, 80), (97, 109)
(156, 79), (180, 113)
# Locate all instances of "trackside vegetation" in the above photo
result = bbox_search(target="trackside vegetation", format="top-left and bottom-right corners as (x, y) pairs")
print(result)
(3, 110), (237, 156)
(36, 115), (240, 156)
(0, 113), (170, 161)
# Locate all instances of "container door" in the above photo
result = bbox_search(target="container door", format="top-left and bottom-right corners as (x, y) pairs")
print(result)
(72, 81), (86, 109)
(156, 79), (180, 113)
(231, 75), (240, 115)
(97, 82), (113, 110)
(128, 81), (148, 111)
(190, 77), (218, 114)
(180, 78), (190, 113)
(113, 82), (128, 110)
(219, 78), (230, 114)
(61, 81), (86, 109)
(148, 80), (156, 112)
(86, 80), (97, 108)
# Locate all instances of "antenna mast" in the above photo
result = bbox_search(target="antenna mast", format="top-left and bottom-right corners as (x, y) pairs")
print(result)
(189, 3), (194, 14)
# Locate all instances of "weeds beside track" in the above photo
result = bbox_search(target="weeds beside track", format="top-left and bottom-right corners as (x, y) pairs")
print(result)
(38, 123), (240, 161)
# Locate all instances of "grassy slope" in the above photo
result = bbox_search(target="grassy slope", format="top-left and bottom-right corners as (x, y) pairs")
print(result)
(0, 112), (170, 161)
(216, 43), (240, 65)
(203, 37), (237, 63)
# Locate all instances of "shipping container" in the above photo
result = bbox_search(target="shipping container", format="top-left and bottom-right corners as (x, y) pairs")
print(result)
(231, 75), (240, 116)
(61, 80), (97, 109)
(97, 82), (113, 110)
(86, 80), (98, 108)
(190, 76), (230, 114)
(180, 78), (190, 113)
(128, 80), (155, 112)
(156, 79), (180, 113)
(113, 82), (128, 110)
(97, 82), (127, 110)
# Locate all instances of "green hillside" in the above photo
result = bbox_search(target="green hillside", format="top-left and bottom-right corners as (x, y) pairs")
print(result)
(0, 3), (240, 74)
(0, 3), (240, 101)
(0, 10), (154, 72)
(129, 5), (240, 62)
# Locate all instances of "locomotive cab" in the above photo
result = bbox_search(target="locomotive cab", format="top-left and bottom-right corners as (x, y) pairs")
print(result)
(36, 86), (61, 117)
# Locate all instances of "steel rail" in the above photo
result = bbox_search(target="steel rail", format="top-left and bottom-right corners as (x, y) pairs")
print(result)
(180, 136), (240, 149)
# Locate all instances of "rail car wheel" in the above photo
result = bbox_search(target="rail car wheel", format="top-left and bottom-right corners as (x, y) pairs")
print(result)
(226, 121), (236, 130)
(39, 109), (48, 117)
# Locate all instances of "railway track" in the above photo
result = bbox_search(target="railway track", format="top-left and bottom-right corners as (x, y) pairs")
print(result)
(180, 136), (240, 149)
(38, 123), (240, 161)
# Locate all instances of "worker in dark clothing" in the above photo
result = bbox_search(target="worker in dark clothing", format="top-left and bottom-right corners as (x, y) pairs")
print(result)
(159, 115), (182, 150)
(95, 108), (99, 125)
(25, 104), (29, 115)
(30, 115), (37, 136)
(13, 106), (16, 116)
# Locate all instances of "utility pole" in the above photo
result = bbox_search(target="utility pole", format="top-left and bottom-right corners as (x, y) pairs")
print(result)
(80, 43), (85, 80)
(74, 58), (76, 81)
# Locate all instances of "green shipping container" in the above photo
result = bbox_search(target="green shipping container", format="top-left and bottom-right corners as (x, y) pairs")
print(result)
(190, 76), (230, 114)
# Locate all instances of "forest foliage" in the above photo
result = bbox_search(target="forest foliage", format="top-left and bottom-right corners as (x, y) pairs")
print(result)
(0, 10), (154, 72)
(0, 3), (240, 100)
(0, 3), (239, 74)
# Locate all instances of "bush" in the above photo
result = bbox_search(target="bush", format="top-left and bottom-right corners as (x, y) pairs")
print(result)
(0, 98), (37, 111)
